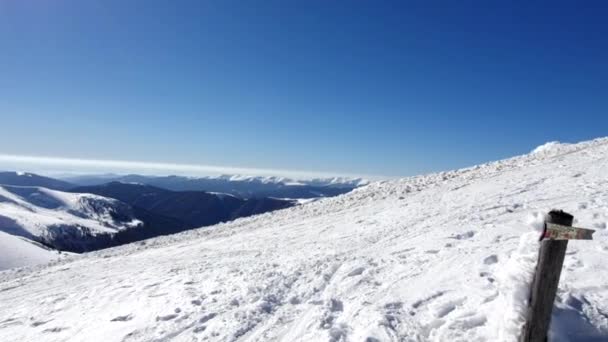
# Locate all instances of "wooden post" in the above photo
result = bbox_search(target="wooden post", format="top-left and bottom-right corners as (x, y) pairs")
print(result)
(520, 210), (573, 342)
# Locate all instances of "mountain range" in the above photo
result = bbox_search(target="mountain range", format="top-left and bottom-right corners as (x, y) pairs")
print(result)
(69, 182), (295, 230)
(61, 173), (366, 199)
(0, 184), (143, 253)
(0, 171), (361, 256)
(0, 171), (73, 191)
(1, 138), (607, 341)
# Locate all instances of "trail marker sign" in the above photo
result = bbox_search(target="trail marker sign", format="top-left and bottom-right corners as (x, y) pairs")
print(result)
(542, 222), (595, 240)
(520, 210), (596, 342)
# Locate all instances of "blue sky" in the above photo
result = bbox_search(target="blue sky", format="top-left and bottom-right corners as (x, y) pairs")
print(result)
(1, 1), (607, 178)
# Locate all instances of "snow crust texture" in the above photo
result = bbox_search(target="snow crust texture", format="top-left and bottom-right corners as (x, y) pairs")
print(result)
(1, 138), (608, 341)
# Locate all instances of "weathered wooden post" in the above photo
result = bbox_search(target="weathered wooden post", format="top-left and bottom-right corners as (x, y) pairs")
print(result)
(520, 210), (595, 342)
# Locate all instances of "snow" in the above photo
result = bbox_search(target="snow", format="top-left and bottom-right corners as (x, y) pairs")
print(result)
(532, 141), (572, 154)
(0, 185), (142, 239)
(208, 191), (240, 199)
(495, 213), (544, 342)
(1, 137), (608, 341)
(0, 231), (66, 270)
(0, 185), (143, 257)
(211, 174), (369, 187)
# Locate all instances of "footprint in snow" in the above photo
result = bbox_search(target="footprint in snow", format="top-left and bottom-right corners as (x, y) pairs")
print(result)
(479, 272), (495, 283)
(148, 292), (168, 298)
(382, 302), (404, 332)
(111, 314), (133, 322)
(0, 317), (23, 328)
(451, 231), (475, 240)
(320, 299), (344, 329)
(199, 313), (217, 324)
(193, 326), (207, 333)
(346, 267), (365, 277)
(432, 298), (465, 318)
(156, 310), (180, 322)
(329, 299), (343, 312)
(329, 324), (348, 342)
(412, 291), (446, 310)
(31, 320), (52, 327)
(483, 255), (498, 265)
(156, 314), (177, 322)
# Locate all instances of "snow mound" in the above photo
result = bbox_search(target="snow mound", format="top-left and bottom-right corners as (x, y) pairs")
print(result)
(532, 141), (571, 154)
(495, 212), (544, 342)
(1, 137), (608, 341)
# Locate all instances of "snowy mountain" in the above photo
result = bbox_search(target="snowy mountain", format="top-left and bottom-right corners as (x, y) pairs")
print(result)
(0, 181), (297, 261)
(0, 185), (142, 253)
(70, 182), (296, 228)
(62, 174), (367, 199)
(0, 171), (74, 190)
(1, 138), (608, 341)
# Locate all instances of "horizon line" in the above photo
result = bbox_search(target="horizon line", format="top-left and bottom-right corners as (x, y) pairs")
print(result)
(0, 153), (387, 181)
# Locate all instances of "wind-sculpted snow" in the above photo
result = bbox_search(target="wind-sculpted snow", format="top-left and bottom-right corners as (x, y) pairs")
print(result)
(1, 138), (608, 341)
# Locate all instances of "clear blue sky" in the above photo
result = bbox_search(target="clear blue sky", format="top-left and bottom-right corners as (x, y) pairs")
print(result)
(1, 1), (607, 178)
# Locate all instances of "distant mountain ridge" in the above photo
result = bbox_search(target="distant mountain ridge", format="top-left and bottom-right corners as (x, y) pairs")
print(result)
(62, 174), (366, 199)
(70, 182), (295, 229)
(0, 171), (73, 191)
(0, 181), (296, 255)
(0, 171), (360, 263)
(0, 185), (143, 253)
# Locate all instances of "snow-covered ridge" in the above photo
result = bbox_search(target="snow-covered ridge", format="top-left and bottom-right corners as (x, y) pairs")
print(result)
(61, 173), (367, 199)
(161, 174), (369, 187)
(1, 137), (607, 341)
(531, 141), (572, 154)
(0, 185), (142, 254)
(63, 173), (369, 188)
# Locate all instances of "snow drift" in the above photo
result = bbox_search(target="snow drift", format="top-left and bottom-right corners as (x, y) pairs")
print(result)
(1, 138), (608, 341)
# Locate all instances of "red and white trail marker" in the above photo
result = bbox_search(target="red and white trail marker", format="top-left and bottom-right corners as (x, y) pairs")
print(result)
(542, 222), (595, 240)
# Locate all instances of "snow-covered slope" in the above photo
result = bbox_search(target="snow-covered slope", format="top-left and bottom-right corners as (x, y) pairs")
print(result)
(0, 185), (142, 253)
(1, 138), (608, 341)
(0, 231), (67, 270)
